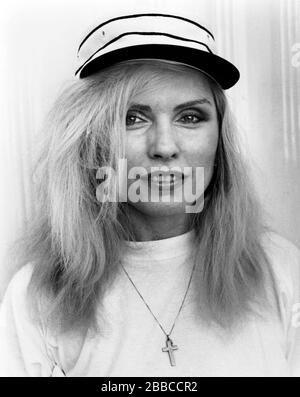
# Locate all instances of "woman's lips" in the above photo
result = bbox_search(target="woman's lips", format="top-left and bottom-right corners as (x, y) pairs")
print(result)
(144, 171), (185, 189)
(149, 174), (183, 187)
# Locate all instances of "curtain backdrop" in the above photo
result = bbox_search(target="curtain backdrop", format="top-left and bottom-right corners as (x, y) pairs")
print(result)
(0, 0), (299, 295)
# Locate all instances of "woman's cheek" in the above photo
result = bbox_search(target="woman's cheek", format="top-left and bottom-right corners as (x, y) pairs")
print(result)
(187, 122), (218, 156)
(125, 135), (146, 168)
(188, 137), (218, 166)
(125, 140), (138, 170)
(188, 141), (218, 189)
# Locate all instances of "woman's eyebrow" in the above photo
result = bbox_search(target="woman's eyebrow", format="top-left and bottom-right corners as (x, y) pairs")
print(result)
(174, 99), (212, 111)
(128, 99), (212, 112)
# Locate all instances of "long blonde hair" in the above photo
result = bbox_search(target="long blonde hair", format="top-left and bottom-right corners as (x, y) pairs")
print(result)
(9, 60), (278, 334)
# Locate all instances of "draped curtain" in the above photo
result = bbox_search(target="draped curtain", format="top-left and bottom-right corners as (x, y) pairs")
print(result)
(0, 0), (299, 295)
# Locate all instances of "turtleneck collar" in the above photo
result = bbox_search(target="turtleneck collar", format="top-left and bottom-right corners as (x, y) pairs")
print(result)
(121, 229), (196, 265)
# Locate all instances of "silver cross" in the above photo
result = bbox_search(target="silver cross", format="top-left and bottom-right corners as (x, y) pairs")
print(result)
(162, 337), (178, 366)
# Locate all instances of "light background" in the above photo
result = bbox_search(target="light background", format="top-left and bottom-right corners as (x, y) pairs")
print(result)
(0, 0), (299, 295)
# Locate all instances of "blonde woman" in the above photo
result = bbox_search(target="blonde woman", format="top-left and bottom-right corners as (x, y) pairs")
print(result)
(1, 13), (300, 377)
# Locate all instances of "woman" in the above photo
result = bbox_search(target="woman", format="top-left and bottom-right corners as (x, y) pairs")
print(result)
(0, 13), (300, 377)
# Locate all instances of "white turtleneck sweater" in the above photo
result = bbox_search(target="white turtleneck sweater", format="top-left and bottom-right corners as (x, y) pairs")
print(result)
(0, 230), (300, 377)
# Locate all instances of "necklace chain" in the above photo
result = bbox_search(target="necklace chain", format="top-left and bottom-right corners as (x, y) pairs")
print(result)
(120, 259), (197, 339)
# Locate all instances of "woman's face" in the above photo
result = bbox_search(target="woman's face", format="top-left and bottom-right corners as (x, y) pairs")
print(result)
(124, 64), (219, 219)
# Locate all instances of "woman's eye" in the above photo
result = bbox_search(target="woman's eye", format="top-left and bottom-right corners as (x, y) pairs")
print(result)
(179, 114), (202, 124)
(126, 113), (145, 126)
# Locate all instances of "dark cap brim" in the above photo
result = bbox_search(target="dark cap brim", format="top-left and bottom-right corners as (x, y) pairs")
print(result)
(76, 44), (240, 89)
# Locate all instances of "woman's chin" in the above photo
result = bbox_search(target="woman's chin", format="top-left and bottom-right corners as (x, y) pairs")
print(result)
(126, 200), (197, 218)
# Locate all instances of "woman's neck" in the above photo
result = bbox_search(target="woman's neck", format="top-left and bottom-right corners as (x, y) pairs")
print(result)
(121, 205), (194, 241)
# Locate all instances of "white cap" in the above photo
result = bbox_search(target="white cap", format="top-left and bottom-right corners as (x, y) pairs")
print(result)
(76, 13), (240, 89)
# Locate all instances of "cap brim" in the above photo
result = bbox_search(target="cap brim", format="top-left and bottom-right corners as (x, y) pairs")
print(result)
(77, 44), (239, 89)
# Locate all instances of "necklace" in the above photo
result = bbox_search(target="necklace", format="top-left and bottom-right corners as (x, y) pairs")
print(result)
(120, 259), (197, 367)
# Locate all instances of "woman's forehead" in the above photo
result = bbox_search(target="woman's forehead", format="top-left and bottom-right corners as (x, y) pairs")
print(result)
(130, 65), (211, 95)
(129, 68), (214, 109)
(133, 62), (212, 84)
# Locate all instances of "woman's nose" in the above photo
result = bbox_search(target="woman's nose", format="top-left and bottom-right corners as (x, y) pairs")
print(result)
(147, 119), (180, 160)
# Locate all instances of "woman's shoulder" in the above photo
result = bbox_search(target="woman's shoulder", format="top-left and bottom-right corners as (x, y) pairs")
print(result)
(261, 230), (300, 300)
(1, 263), (34, 308)
(5, 262), (34, 290)
(261, 231), (300, 270)
(0, 263), (57, 376)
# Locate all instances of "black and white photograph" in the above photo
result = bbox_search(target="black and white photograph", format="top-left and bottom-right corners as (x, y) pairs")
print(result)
(0, 0), (299, 380)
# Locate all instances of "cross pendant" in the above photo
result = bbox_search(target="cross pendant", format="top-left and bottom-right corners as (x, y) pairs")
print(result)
(162, 336), (178, 366)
